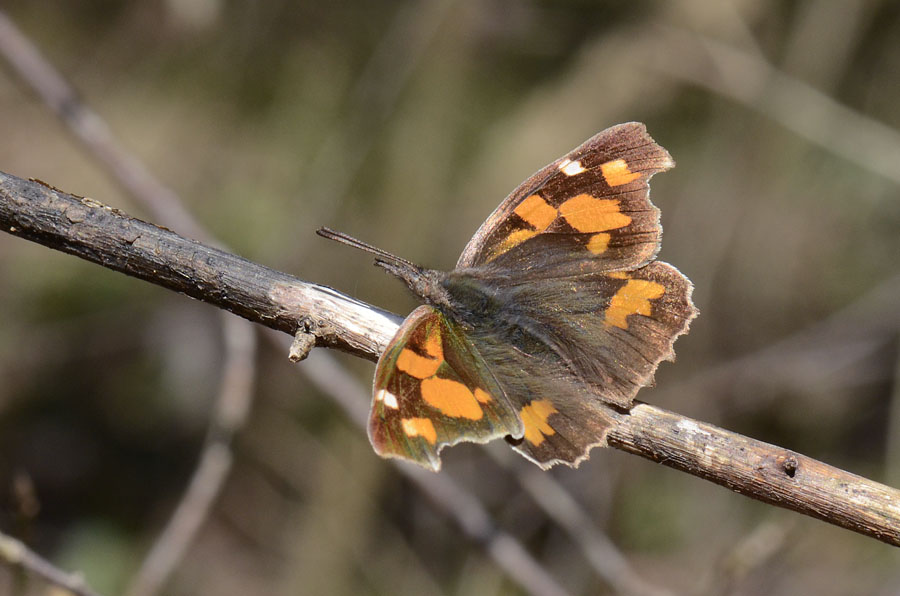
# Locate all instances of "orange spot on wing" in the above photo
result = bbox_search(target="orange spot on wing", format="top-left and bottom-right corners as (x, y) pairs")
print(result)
(401, 418), (437, 444)
(488, 228), (539, 261)
(605, 279), (666, 329)
(558, 194), (631, 233)
(586, 233), (610, 254)
(488, 195), (559, 262)
(514, 194), (557, 231)
(423, 327), (443, 359)
(474, 388), (492, 403)
(520, 399), (558, 446)
(396, 349), (441, 379)
(421, 377), (485, 420)
(600, 159), (641, 186)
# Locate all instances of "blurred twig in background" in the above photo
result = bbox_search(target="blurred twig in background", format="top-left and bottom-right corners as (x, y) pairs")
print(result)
(125, 314), (256, 596)
(655, 28), (900, 186)
(1, 2), (898, 595)
(0, 531), (102, 596)
(0, 11), (259, 596)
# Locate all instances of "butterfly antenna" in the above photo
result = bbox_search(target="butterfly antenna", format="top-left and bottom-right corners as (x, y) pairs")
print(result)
(316, 227), (442, 304)
(316, 227), (416, 268)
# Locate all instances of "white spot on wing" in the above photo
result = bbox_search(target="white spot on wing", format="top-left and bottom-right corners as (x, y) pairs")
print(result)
(559, 158), (586, 176)
(377, 389), (399, 409)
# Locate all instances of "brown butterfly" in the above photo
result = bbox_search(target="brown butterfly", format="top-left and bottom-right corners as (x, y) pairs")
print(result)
(319, 122), (696, 471)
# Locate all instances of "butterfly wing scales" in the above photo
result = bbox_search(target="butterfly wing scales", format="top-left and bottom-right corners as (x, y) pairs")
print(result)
(452, 261), (695, 468)
(488, 261), (695, 404)
(457, 122), (673, 278)
(370, 305), (523, 471)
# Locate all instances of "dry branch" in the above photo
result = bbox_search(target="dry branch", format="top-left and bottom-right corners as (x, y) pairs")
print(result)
(2, 170), (899, 547)
(0, 170), (399, 361)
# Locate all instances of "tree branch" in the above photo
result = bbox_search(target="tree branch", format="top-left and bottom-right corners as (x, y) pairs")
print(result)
(606, 405), (900, 545)
(0, 170), (399, 361)
(2, 170), (899, 547)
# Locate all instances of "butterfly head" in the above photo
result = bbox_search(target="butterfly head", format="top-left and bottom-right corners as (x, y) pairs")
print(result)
(373, 257), (451, 308)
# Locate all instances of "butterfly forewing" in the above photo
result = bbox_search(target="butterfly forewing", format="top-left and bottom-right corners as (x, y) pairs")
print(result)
(370, 305), (523, 471)
(457, 122), (673, 278)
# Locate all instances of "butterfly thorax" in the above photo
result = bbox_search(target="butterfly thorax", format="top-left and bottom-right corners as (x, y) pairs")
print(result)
(442, 271), (510, 325)
(375, 257), (455, 311)
(377, 256), (506, 324)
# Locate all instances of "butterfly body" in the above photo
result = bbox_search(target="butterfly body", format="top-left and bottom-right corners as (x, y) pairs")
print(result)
(319, 122), (697, 471)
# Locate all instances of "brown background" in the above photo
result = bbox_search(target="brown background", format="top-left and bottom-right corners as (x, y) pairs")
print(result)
(1, 1), (899, 595)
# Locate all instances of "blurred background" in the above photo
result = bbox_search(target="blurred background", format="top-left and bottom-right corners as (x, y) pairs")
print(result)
(1, 1), (899, 595)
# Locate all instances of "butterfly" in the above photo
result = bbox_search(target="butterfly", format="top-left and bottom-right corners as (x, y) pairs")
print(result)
(318, 122), (697, 471)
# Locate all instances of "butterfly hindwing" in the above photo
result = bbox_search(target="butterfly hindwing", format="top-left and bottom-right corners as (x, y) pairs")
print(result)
(508, 384), (616, 470)
(447, 261), (695, 468)
(456, 325), (618, 469)
(468, 260), (695, 403)
(370, 305), (523, 471)
(457, 122), (673, 278)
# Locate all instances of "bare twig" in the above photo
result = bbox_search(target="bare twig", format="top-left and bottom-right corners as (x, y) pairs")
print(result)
(0, 14), (262, 596)
(0, 170), (397, 360)
(606, 404), (900, 545)
(3, 171), (899, 548)
(0, 530), (103, 596)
